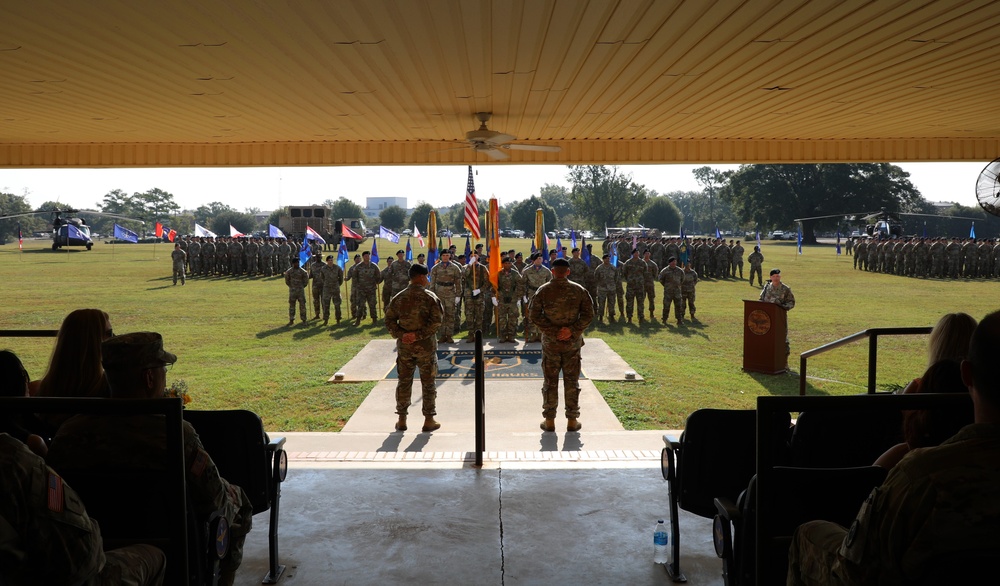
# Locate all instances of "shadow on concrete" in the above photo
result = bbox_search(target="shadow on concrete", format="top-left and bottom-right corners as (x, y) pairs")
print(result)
(403, 433), (431, 452)
(376, 433), (404, 452)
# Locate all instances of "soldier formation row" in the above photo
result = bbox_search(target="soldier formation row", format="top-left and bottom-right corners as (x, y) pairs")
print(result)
(172, 236), (323, 278)
(848, 237), (1000, 279)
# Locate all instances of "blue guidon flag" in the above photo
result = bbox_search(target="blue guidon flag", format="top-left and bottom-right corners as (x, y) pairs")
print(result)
(112, 223), (137, 243)
(379, 225), (400, 243)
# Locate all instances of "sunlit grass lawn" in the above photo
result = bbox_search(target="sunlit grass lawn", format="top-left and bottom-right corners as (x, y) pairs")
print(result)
(2, 237), (993, 430)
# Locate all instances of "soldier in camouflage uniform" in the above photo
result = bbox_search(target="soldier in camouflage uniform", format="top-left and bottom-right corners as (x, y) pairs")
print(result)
(385, 263), (444, 433)
(593, 254), (618, 322)
(1, 433), (167, 586)
(788, 310), (1000, 585)
(642, 249), (659, 319)
(245, 237), (259, 276)
(681, 261), (699, 321)
(426, 251), (462, 342)
(284, 260), (309, 325)
(307, 255), (325, 319)
(276, 239), (291, 274)
(522, 252), (553, 343)
(495, 257), (524, 343)
(385, 250), (411, 304)
(867, 238), (879, 273)
(732, 240), (745, 279)
(978, 239), (992, 278)
(567, 247), (590, 293)
(380, 258), (394, 310)
(348, 251), (382, 326)
(854, 238), (867, 270)
(214, 236), (228, 275)
(748, 245), (764, 286)
(759, 268), (795, 365)
(170, 243), (186, 285)
(622, 249), (647, 323)
(188, 237), (202, 276)
(528, 258), (594, 433)
(462, 256), (493, 342)
(46, 333), (253, 586)
(317, 255), (344, 325)
(230, 237), (244, 275)
(258, 238), (273, 277)
(657, 257), (684, 325)
(202, 237), (217, 275)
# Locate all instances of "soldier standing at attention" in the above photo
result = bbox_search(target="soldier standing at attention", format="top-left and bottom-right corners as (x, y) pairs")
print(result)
(245, 237), (259, 276)
(495, 257), (524, 343)
(567, 247), (590, 292)
(188, 237), (202, 277)
(276, 239), (291, 274)
(522, 252), (553, 343)
(259, 238), (274, 277)
(462, 255), (493, 343)
(642, 249), (659, 320)
(529, 258), (594, 433)
(622, 248), (647, 323)
(380, 257), (395, 310)
(513, 251), (527, 273)
(681, 260), (699, 322)
(202, 237), (216, 276)
(351, 251), (382, 326)
(385, 263), (444, 433)
(170, 243), (186, 286)
(318, 255), (344, 325)
(593, 254), (618, 323)
(345, 254), (362, 320)
(732, 240), (745, 279)
(657, 257), (685, 325)
(284, 259), (309, 325)
(759, 268), (796, 366)
(308, 254), (325, 320)
(428, 250), (463, 343)
(747, 245), (764, 287)
(386, 250), (411, 308)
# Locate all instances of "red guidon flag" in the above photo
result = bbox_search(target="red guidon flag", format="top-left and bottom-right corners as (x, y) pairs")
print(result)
(342, 225), (363, 240)
(463, 165), (480, 239)
(155, 222), (163, 238)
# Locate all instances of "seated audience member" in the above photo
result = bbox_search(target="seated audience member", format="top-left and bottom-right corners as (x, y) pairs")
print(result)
(31, 308), (114, 400)
(897, 312), (977, 395)
(787, 310), (1000, 585)
(46, 332), (253, 586)
(1, 433), (165, 585)
(0, 350), (49, 455)
(875, 359), (974, 469)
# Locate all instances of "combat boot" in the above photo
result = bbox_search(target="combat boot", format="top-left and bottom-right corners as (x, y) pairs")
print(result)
(322, 319), (328, 326)
(395, 416), (407, 432)
(540, 418), (555, 432)
(422, 417), (441, 432)
(567, 418), (582, 432)
(287, 319), (294, 327)
(353, 316), (362, 326)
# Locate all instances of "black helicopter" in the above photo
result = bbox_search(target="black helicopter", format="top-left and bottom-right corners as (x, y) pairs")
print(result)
(793, 210), (980, 240)
(0, 208), (144, 250)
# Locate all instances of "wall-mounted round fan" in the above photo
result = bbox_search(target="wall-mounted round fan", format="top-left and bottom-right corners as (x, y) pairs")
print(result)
(976, 157), (1000, 217)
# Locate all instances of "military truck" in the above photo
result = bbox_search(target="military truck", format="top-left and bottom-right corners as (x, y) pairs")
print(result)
(278, 206), (366, 251)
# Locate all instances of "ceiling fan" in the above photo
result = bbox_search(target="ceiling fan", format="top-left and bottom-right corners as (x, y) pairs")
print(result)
(454, 112), (561, 160)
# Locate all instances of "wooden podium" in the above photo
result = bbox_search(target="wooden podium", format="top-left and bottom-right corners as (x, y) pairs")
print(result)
(743, 300), (787, 374)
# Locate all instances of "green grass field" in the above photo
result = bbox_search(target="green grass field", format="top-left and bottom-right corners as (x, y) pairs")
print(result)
(1, 236), (993, 431)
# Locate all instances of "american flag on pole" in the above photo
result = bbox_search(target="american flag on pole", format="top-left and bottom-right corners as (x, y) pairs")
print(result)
(463, 166), (481, 239)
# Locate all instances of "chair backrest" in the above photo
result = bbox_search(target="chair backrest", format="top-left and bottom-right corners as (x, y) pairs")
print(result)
(183, 409), (271, 514)
(789, 408), (901, 468)
(744, 465), (888, 585)
(677, 409), (790, 518)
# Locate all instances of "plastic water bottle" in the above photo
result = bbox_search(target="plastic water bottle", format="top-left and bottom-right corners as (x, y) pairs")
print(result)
(653, 519), (669, 564)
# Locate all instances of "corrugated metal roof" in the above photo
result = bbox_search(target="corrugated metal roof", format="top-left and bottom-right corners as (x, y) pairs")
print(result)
(1, 0), (998, 166)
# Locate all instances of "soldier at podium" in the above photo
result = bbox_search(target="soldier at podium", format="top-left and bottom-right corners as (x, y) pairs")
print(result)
(759, 268), (795, 366)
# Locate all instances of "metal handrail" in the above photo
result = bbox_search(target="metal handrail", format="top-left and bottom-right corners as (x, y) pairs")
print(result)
(474, 329), (485, 467)
(798, 326), (933, 395)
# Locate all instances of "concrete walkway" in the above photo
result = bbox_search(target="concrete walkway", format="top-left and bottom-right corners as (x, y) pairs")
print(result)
(231, 338), (725, 585)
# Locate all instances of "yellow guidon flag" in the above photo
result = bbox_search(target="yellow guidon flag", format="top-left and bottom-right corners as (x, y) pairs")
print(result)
(535, 207), (547, 258)
(487, 198), (500, 289)
(427, 210), (438, 265)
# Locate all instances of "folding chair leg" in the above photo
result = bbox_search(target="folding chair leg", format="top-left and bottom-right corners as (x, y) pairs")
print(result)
(262, 464), (285, 583)
(663, 449), (688, 583)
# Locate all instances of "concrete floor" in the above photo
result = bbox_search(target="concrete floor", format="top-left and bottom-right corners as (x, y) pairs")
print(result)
(236, 462), (723, 586)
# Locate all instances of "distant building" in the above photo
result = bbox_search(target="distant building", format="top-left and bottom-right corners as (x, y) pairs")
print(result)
(364, 197), (407, 216)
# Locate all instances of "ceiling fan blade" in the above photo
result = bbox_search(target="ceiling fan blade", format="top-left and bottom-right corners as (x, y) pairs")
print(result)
(504, 144), (562, 153)
(481, 147), (509, 160)
(482, 132), (517, 145)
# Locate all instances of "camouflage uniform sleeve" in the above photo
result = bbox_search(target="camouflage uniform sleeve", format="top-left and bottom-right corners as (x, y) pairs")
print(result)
(759, 283), (769, 301)
(418, 291), (444, 341)
(284, 269), (292, 287)
(527, 286), (558, 338)
(181, 422), (235, 522)
(781, 286), (796, 310)
(384, 291), (405, 339)
(571, 285), (595, 336)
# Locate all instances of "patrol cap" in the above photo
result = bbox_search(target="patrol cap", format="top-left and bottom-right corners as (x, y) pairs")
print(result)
(632, 248), (639, 254)
(326, 255), (334, 261)
(572, 247), (580, 253)
(354, 254), (361, 260)
(667, 256), (677, 263)
(408, 263), (429, 277)
(396, 249), (405, 255)
(515, 252), (523, 258)
(769, 268), (781, 276)
(501, 257), (512, 264)
(102, 332), (177, 370)
(552, 258), (570, 268)
(417, 253), (426, 259)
